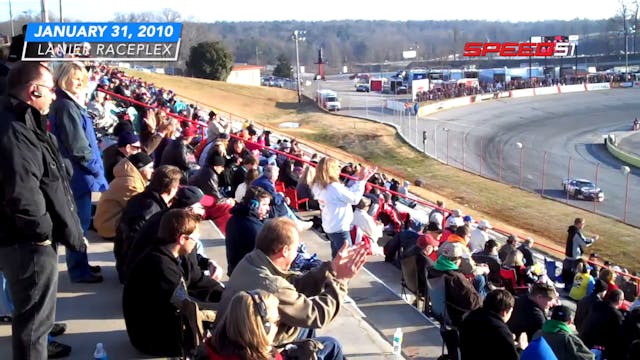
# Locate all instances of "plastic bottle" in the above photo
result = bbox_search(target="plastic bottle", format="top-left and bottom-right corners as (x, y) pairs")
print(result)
(93, 342), (108, 360)
(392, 327), (403, 356)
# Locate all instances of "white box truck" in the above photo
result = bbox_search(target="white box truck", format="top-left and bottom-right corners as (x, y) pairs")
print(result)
(316, 89), (341, 111)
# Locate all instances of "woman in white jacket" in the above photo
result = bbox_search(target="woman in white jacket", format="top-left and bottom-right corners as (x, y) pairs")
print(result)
(312, 157), (376, 258)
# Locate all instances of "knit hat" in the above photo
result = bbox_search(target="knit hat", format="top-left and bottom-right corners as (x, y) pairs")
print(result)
(128, 153), (153, 170)
(118, 132), (140, 147)
(208, 155), (226, 167)
(172, 186), (214, 208)
(550, 305), (573, 323)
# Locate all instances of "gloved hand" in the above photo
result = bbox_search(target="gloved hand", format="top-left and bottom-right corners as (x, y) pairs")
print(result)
(278, 339), (324, 360)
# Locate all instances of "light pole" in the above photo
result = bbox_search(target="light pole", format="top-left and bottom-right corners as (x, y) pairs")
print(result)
(40, 0), (48, 22)
(291, 30), (306, 103)
(516, 142), (524, 188)
(8, 0), (14, 36)
(621, 166), (631, 223)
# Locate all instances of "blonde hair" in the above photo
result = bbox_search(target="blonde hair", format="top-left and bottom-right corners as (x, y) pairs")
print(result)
(312, 157), (340, 189)
(299, 163), (316, 186)
(53, 61), (88, 90)
(504, 249), (525, 267)
(209, 290), (279, 360)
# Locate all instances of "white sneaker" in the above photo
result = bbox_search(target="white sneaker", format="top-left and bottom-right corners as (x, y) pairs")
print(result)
(297, 220), (313, 232)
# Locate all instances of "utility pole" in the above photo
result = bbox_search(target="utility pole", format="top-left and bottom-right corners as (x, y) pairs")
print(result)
(40, 0), (48, 22)
(9, 0), (15, 36)
(292, 30), (306, 103)
(59, 0), (62, 22)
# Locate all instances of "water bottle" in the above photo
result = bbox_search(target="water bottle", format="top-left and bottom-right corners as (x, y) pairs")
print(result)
(392, 327), (403, 356)
(93, 342), (107, 360)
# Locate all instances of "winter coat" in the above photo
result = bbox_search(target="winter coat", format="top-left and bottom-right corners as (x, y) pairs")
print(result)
(224, 203), (264, 276)
(0, 96), (85, 251)
(507, 295), (547, 341)
(533, 323), (594, 360)
(580, 301), (625, 360)
(426, 266), (481, 327)
(459, 308), (519, 360)
(565, 225), (594, 260)
(123, 245), (206, 357)
(218, 249), (346, 345)
(49, 89), (108, 195)
(93, 159), (146, 238)
(160, 137), (190, 172)
(189, 166), (223, 200)
(114, 189), (168, 282)
(575, 294), (601, 335)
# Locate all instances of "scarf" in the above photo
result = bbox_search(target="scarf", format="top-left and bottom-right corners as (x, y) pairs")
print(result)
(542, 319), (572, 334)
(434, 256), (459, 271)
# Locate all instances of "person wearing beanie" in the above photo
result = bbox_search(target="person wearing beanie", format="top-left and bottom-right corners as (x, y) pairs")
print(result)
(93, 153), (153, 240)
(529, 305), (593, 360)
(102, 131), (141, 183)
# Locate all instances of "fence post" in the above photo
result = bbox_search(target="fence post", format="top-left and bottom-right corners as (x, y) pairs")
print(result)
(594, 163), (600, 213)
(462, 133), (466, 170)
(479, 138), (484, 176)
(541, 151), (548, 196)
(499, 143), (503, 182)
(566, 156), (573, 203)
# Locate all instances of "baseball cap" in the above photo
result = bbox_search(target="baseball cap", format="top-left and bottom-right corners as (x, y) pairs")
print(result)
(478, 220), (492, 229)
(463, 215), (473, 223)
(550, 305), (573, 323)
(445, 216), (464, 229)
(418, 233), (439, 248)
(172, 186), (214, 208)
(439, 242), (464, 258)
(182, 126), (197, 138)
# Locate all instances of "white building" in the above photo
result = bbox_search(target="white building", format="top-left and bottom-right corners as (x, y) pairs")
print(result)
(226, 65), (262, 87)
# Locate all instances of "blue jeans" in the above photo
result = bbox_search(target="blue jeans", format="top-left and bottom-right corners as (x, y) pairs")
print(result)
(326, 231), (352, 259)
(67, 192), (92, 281)
(0, 272), (15, 315)
(293, 328), (345, 360)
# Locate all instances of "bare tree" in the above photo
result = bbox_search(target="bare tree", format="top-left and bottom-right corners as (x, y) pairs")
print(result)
(161, 8), (181, 22)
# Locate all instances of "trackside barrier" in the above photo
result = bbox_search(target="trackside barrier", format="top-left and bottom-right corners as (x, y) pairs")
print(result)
(101, 74), (640, 291)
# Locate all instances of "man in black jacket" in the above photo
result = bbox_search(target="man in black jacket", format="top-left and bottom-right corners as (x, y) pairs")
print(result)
(225, 186), (272, 275)
(102, 131), (141, 183)
(125, 186), (224, 303)
(575, 279), (608, 334)
(160, 126), (196, 178)
(123, 209), (217, 357)
(0, 62), (86, 359)
(114, 165), (182, 283)
(580, 289), (625, 360)
(507, 282), (558, 341)
(460, 289), (520, 360)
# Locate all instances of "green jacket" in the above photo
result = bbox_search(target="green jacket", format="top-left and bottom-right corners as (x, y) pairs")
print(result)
(533, 320), (594, 360)
(218, 249), (347, 345)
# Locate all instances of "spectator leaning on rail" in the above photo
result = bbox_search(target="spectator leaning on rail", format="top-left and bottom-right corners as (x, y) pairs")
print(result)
(49, 61), (108, 283)
(0, 62), (87, 360)
(218, 217), (368, 360)
(312, 156), (377, 258)
(563, 217), (598, 291)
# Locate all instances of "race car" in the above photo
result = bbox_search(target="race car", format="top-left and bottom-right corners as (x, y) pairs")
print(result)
(561, 178), (605, 202)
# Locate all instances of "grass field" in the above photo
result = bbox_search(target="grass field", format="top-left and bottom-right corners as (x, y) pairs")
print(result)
(124, 70), (640, 273)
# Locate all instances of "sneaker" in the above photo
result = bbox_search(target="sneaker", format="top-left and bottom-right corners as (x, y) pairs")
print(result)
(47, 341), (71, 359)
(89, 265), (101, 274)
(49, 323), (67, 337)
(71, 274), (103, 283)
(297, 220), (313, 232)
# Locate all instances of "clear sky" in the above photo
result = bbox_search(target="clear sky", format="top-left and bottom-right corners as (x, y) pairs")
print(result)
(0, 0), (622, 23)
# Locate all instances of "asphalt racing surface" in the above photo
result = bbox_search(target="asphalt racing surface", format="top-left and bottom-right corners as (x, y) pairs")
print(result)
(307, 77), (640, 226)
